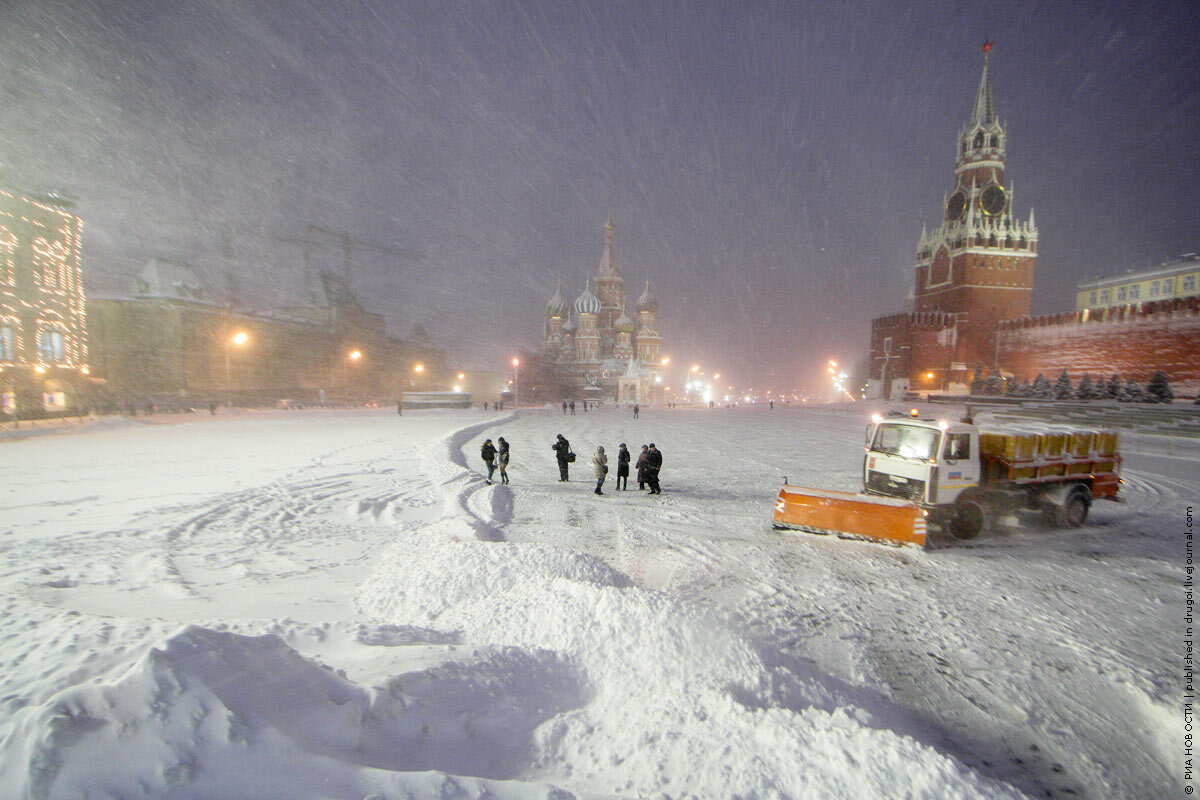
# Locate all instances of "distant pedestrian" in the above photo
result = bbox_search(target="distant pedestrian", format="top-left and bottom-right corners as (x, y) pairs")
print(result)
(209, 400), (217, 415)
(497, 436), (510, 484)
(481, 438), (497, 484)
(635, 445), (649, 490)
(562, 400), (568, 415)
(569, 401), (576, 416)
(583, 400), (588, 413)
(593, 445), (608, 495)
(616, 443), (630, 490)
(633, 403), (639, 419)
(552, 434), (572, 481)
(396, 400), (402, 416)
(769, 399), (774, 410)
(484, 401), (489, 411)
(645, 443), (663, 494)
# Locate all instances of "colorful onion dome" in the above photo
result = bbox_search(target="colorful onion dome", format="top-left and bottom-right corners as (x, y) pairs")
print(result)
(574, 281), (602, 315)
(546, 281), (569, 317)
(637, 279), (658, 312)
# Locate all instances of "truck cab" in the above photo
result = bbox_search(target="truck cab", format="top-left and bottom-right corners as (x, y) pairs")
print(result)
(863, 418), (980, 508)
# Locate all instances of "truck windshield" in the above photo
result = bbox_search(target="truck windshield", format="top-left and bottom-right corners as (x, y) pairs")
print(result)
(871, 424), (940, 460)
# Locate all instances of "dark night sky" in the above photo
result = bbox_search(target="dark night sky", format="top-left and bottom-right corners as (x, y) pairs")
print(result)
(2, 0), (1198, 392)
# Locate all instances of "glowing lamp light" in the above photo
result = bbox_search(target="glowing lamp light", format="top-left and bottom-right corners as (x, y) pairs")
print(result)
(349, 350), (362, 361)
(413, 362), (424, 372)
(871, 413), (884, 424)
(512, 357), (520, 367)
(34, 365), (45, 373)
(231, 331), (249, 346)
(453, 385), (462, 393)
(80, 366), (89, 375)
(660, 357), (670, 365)
(926, 372), (935, 379)
(910, 408), (919, 418)
(457, 373), (465, 380)
(938, 420), (950, 430)
(691, 364), (700, 373)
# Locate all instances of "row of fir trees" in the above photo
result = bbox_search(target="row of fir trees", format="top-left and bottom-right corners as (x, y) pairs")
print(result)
(968, 367), (1185, 403)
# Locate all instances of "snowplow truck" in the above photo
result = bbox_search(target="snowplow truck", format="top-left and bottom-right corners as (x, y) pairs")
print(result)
(773, 416), (1121, 547)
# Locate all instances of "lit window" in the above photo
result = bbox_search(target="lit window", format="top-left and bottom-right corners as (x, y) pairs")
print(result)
(1117, 286), (1126, 301)
(0, 326), (14, 361)
(1164, 278), (1174, 295)
(883, 337), (892, 354)
(1150, 281), (1159, 297)
(1088, 292), (1097, 305)
(1185, 275), (1196, 292)
(37, 329), (65, 363)
(1100, 290), (1110, 304)
(1129, 285), (1140, 299)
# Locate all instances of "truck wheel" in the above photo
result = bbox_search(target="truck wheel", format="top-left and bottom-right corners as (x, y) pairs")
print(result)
(1045, 486), (1091, 529)
(949, 500), (986, 540)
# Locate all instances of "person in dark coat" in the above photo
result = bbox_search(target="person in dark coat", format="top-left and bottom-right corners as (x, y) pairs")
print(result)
(635, 444), (649, 490)
(569, 400), (575, 416)
(616, 443), (630, 490)
(645, 443), (663, 494)
(497, 437), (510, 484)
(562, 400), (568, 415)
(551, 434), (572, 481)
(481, 438), (497, 484)
(633, 403), (639, 419)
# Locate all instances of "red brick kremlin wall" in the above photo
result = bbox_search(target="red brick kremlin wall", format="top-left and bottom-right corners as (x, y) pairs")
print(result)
(997, 297), (1200, 394)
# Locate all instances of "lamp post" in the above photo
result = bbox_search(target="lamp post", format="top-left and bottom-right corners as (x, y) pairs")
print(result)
(512, 357), (519, 407)
(224, 331), (249, 406)
(345, 350), (361, 399)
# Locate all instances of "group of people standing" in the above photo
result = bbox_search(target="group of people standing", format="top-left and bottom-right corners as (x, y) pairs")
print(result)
(552, 434), (662, 496)
(479, 437), (510, 485)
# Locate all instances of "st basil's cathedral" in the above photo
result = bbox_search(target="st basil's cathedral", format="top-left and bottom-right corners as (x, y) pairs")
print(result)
(543, 217), (665, 402)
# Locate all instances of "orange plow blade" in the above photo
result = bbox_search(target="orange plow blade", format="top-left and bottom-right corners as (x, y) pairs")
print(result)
(772, 485), (927, 548)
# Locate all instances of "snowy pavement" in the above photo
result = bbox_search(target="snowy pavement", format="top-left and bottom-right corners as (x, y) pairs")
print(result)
(0, 405), (1186, 798)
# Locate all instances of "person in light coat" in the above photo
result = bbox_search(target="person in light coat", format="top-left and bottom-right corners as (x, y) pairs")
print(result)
(592, 445), (608, 495)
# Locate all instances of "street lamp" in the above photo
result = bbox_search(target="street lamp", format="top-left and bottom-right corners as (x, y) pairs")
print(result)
(345, 350), (362, 399)
(224, 331), (250, 406)
(512, 357), (519, 406)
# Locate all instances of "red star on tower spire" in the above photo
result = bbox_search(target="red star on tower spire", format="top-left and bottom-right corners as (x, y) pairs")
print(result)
(981, 39), (994, 54)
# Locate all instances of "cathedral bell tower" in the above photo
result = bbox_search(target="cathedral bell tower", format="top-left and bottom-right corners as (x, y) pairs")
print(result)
(912, 41), (1038, 385)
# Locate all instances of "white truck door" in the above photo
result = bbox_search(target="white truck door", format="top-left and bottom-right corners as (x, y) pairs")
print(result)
(938, 431), (980, 505)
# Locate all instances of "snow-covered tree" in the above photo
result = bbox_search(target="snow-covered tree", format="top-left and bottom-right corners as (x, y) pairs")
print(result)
(1052, 369), (1073, 400)
(1119, 378), (1145, 403)
(1075, 373), (1094, 400)
(1005, 376), (1022, 397)
(1031, 373), (1051, 398)
(1145, 371), (1174, 403)
(1105, 373), (1122, 399)
(1019, 377), (1033, 397)
(969, 365), (985, 396)
(983, 369), (1004, 396)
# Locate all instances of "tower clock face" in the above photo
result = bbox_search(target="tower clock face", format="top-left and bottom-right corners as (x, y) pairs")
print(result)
(946, 191), (966, 221)
(980, 184), (1007, 216)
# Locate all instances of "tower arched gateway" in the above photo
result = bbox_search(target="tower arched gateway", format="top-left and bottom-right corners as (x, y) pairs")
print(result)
(542, 217), (666, 400)
(869, 42), (1038, 398)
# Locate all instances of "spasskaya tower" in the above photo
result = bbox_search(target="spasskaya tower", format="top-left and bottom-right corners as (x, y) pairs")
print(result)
(869, 42), (1038, 397)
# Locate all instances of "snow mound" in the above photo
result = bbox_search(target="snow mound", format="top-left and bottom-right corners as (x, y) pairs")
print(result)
(356, 532), (1028, 799)
(0, 625), (577, 799)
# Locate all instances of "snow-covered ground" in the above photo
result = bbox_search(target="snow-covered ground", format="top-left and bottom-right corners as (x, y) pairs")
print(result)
(0, 404), (1185, 798)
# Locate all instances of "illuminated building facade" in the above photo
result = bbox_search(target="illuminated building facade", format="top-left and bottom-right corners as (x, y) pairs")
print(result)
(0, 185), (90, 415)
(89, 264), (446, 408)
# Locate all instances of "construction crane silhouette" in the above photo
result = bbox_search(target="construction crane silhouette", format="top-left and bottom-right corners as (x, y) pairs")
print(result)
(305, 223), (423, 281)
